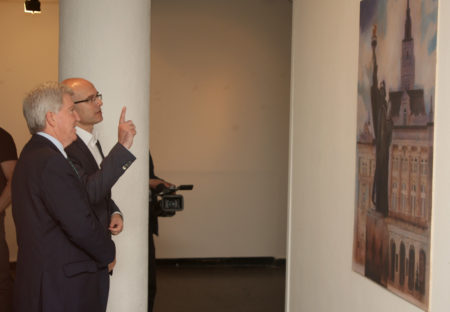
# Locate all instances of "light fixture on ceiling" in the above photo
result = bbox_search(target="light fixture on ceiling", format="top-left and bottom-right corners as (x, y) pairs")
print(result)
(24, 0), (41, 14)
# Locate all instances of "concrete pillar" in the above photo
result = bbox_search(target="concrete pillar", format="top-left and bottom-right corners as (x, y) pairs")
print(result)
(59, 1), (150, 311)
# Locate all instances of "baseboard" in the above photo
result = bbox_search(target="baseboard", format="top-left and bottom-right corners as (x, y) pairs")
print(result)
(155, 257), (286, 268)
(11, 257), (286, 268)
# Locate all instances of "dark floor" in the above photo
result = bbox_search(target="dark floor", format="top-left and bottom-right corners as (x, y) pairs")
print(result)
(10, 259), (286, 312)
(154, 261), (286, 312)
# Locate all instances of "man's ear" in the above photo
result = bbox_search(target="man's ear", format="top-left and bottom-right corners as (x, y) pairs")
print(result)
(45, 111), (56, 128)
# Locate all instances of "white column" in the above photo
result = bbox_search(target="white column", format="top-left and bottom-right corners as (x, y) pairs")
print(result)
(59, 1), (150, 311)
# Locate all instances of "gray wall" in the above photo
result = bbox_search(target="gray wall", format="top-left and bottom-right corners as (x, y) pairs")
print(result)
(0, 0), (291, 261)
(0, 0), (59, 262)
(150, 0), (291, 258)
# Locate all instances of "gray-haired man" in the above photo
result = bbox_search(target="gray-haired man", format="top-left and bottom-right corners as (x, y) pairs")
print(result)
(12, 82), (115, 312)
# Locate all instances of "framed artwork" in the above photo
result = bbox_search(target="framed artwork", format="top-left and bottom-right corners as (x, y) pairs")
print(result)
(352, 0), (438, 310)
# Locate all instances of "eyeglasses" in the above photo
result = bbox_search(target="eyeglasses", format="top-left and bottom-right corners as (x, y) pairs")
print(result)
(74, 92), (102, 104)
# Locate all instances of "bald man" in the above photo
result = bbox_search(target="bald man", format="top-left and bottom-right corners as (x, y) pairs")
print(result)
(62, 78), (137, 310)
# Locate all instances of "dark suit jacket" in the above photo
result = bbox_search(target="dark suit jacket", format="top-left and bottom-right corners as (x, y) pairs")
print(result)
(149, 152), (159, 235)
(11, 134), (115, 312)
(65, 137), (135, 229)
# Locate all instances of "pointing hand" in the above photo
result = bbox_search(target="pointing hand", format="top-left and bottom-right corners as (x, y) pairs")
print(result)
(118, 107), (136, 149)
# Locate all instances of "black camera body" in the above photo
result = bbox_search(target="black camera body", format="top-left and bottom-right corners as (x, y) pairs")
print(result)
(151, 184), (193, 217)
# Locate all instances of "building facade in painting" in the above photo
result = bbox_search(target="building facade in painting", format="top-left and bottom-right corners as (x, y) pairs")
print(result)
(353, 0), (433, 309)
(354, 123), (375, 269)
(385, 1), (432, 304)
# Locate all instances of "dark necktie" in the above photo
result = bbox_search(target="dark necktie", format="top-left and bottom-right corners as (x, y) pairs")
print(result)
(96, 140), (105, 160)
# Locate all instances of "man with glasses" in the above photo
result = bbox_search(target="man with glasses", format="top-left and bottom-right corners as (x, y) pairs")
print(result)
(62, 78), (136, 310)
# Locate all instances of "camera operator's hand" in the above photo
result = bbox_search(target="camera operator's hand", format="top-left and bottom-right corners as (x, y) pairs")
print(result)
(149, 178), (173, 190)
(118, 106), (136, 149)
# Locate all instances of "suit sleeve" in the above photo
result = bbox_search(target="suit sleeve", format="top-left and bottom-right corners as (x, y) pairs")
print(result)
(109, 198), (121, 215)
(42, 155), (115, 267)
(73, 143), (136, 204)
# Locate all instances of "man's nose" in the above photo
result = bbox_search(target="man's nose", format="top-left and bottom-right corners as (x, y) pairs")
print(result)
(96, 97), (103, 107)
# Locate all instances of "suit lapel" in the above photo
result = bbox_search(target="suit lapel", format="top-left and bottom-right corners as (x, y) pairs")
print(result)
(72, 136), (99, 172)
(31, 135), (104, 222)
(66, 136), (111, 226)
(66, 136), (105, 224)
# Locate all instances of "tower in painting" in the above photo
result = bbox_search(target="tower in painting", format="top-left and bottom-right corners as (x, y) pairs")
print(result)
(401, 0), (415, 91)
(389, 0), (427, 127)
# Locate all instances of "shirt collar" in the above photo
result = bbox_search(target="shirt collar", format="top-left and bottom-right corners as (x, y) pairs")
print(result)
(75, 126), (98, 147)
(37, 132), (68, 158)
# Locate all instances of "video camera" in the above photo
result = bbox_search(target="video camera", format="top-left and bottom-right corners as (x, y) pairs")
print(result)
(150, 184), (194, 217)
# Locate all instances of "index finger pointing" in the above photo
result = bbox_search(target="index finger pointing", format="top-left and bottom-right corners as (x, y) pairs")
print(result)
(119, 106), (126, 123)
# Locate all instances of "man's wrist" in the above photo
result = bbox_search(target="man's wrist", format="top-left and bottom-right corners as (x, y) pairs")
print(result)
(111, 211), (123, 219)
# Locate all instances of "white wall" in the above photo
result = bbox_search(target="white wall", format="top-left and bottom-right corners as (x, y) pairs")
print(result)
(150, 0), (291, 258)
(287, 0), (450, 311)
(0, 0), (59, 261)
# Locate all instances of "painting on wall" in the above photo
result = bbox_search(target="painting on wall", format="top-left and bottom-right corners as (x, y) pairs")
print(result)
(352, 0), (438, 310)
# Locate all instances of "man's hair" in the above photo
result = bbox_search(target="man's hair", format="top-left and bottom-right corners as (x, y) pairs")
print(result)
(23, 82), (74, 134)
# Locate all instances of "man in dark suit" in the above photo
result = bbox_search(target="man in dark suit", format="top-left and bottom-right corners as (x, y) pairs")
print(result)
(63, 78), (136, 236)
(12, 82), (116, 312)
(62, 78), (136, 309)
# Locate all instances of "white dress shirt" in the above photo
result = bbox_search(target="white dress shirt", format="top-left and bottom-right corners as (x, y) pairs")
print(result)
(75, 126), (103, 168)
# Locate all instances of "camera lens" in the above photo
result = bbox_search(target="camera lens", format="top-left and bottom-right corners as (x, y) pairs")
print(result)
(167, 199), (178, 209)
